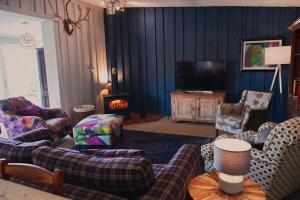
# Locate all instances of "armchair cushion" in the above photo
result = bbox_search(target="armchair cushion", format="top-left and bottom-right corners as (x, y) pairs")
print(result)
(218, 103), (243, 116)
(216, 115), (243, 129)
(243, 90), (272, 110)
(246, 122), (277, 145)
(0, 111), (46, 139)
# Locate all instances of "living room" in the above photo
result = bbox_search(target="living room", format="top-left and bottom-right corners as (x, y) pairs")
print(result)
(0, 0), (300, 200)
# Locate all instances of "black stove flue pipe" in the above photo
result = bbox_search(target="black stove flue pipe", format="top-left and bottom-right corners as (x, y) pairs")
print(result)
(108, 14), (118, 95)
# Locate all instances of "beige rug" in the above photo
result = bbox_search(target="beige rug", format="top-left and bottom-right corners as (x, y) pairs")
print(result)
(124, 117), (217, 138)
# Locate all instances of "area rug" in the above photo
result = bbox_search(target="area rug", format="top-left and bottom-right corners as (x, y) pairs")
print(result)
(124, 117), (217, 138)
(73, 130), (213, 166)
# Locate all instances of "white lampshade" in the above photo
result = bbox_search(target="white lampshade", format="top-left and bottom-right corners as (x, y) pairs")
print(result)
(264, 46), (291, 65)
(214, 139), (251, 176)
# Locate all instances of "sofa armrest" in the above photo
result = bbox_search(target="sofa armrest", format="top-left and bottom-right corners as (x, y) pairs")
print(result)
(217, 103), (243, 116)
(12, 128), (54, 143)
(140, 145), (200, 200)
(41, 108), (67, 120)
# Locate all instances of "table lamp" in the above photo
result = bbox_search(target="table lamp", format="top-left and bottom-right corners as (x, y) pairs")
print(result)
(214, 138), (251, 195)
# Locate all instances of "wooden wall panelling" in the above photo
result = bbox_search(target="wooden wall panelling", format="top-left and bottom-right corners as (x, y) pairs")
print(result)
(8, 0), (20, 8)
(183, 8), (195, 61)
(105, 7), (299, 121)
(0, 0), (8, 6)
(217, 8), (228, 61)
(156, 8), (166, 114)
(127, 9), (140, 111)
(95, 8), (107, 112)
(115, 13), (123, 92)
(80, 6), (94, 106)
(163, 8), (175, 114)
(205, 7), (218, 60)
(145, 8), (158, 112)
(34, 0), (45, 14)
(74, 2), (84, 105)
(20, 0), (34, 11)
(88, 8), (100, 111)
(175, 8), (183, 62)
(120, 11), (130, 93)
(137, 8), (147, 113)
(195, 8), (205, 61)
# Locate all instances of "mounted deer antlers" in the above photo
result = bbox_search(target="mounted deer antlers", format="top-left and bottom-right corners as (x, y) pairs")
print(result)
(47, 0), (91, 36)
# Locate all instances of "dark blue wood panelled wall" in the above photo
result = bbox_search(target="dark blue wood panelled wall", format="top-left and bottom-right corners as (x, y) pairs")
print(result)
(105, 7), (300, 122)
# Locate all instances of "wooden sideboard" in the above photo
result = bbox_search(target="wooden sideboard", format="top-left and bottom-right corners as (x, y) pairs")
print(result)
(170, 91), (225, 123)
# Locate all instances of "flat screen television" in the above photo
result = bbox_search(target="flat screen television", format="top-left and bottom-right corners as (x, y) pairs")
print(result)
(175, 61), (226, 91)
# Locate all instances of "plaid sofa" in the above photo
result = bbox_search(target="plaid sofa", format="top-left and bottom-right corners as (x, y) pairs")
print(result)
(22, 144), (200, 200)
(0, 137), (51, 163)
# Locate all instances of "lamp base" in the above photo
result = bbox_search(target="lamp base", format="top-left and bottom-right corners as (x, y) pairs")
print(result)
(218, 173), (244, 195)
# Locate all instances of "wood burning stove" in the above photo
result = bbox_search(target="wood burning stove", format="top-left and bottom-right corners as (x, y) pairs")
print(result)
(104, 93), (129, 117)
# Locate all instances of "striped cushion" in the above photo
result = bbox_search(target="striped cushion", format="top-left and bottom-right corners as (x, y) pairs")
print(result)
(32, 146), (155, 198)
(0, 138), (51, 163)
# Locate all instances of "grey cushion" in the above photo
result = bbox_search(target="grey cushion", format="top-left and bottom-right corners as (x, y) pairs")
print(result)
(246, 124), (275, 145)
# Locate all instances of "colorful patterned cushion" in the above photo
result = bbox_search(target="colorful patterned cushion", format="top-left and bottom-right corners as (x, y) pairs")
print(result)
(73, 114), (123, 146)
(0, 96), (71, 142)
(32, 146), (155, 198)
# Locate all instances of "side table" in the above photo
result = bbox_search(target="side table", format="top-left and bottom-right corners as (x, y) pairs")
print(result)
(188, 172), (265, 200)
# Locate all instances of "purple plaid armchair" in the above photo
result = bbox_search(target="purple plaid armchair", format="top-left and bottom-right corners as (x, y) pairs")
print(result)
(0, 97), (71, 143)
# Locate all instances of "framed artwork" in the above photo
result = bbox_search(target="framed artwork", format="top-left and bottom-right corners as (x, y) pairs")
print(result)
(241, 39), (282, 71)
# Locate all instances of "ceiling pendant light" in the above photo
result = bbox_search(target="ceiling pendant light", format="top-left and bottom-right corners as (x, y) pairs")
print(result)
(104, 0), (126, 15)
(20, 21), (35, 48)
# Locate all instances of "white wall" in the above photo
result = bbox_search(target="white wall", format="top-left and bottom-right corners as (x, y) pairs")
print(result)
(0, 0), (107, 118)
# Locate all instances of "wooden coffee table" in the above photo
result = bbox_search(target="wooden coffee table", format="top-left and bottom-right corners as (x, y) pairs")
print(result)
(188, 172), (265, 200)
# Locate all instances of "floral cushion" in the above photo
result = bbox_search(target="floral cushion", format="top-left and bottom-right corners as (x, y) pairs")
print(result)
(216, 115), (243, 129)
(243, 90), (272, 110)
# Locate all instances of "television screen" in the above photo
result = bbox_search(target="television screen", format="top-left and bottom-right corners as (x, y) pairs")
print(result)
(175, 61), (226, 91)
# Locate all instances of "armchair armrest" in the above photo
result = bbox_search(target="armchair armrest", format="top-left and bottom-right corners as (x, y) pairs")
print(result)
(12, 128), (54, 143)
(251, 148), (277, 164)
(41, 108), (67, 120)
(217, 103), (244, 116)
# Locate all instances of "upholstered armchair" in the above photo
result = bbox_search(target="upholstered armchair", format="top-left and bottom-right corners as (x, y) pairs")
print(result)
(215, 90), (272, 134)
(202, 117), (300, 200)
(0, 97), (71, 143)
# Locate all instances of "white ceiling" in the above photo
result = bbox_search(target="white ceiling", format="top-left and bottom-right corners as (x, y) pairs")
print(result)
(0, 10), (44, 46)
(82, 0), (300, 7)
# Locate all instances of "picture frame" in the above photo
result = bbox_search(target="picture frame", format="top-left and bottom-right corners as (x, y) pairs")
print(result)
(241, 39), (282, 71)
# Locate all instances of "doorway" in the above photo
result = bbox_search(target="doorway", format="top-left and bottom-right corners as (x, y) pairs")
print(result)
(0, 11), (51, 107)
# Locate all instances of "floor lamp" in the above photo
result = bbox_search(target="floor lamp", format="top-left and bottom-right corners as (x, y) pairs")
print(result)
(264, 46), (291, 118)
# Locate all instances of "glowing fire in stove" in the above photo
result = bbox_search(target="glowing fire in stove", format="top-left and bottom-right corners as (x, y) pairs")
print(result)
(109, 99), (128, 110)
